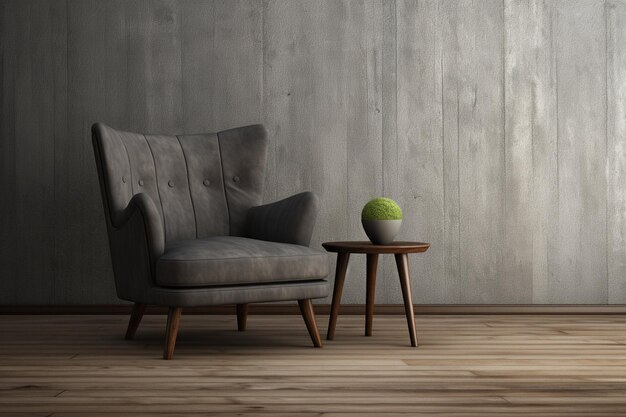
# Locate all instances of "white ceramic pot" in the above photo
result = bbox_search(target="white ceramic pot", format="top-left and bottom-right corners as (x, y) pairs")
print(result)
(361, 219), (402, 245)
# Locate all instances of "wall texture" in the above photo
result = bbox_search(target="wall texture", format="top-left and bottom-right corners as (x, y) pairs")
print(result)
(1, 0), (625, 305)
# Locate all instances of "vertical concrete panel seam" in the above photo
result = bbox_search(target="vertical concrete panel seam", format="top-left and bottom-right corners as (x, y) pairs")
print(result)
(381, 0), (385, 197)
(125, 0), (130, 128)
(604, 0), (608, 299)
(53, 0), (70, 303)
(178, 0), (183, 132)
(528, 0), (535, 299)
(456, 83), (461, 287)
(61, 0), (70, 302)
(179, 1), (185, 133)
(261, 0), (266, 135)
(502, 0), (508, 289)
(212, 1), (217, 128)
(553, 2), (559, 244)
(439, 0), (446, 302)
(394, 0), (398, 187)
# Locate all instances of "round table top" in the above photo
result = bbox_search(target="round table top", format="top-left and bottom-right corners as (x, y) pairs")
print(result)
(322, 241), (430, 254)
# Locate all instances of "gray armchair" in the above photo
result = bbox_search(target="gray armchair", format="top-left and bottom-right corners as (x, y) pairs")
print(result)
(92, 123), (329, 359)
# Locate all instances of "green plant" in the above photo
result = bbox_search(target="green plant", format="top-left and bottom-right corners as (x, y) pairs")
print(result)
(361, 197), (402, 221)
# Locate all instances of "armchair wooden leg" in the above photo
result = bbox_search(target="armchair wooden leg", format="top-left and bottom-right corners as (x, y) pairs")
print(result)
(163, 307), (182, 360)
(125, 303), (146, 340)
(236, 303), (248, 331)
(298, 299), (322, 348)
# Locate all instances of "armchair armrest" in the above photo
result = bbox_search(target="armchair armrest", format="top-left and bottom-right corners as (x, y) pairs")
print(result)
(245, 192), (319, 246)
(112, 193), (165, 261)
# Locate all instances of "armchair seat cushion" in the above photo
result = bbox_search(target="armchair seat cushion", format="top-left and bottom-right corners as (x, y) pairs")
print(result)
(156, 236), (329, 287)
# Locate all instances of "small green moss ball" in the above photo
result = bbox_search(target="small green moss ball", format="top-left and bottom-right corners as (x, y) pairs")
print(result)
(361, 197), (402, 220)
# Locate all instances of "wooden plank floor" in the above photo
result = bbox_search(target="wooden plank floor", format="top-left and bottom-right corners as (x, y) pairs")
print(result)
(2, 314), (626, 416)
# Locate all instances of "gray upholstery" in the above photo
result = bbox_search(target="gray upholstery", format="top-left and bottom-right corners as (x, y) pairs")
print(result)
(92, 123), (329, 307)
(93, 124), (267, 242)
(148, 280), (330, 308)
(246, 192), (319, 246)
(157, 236), (328, 287)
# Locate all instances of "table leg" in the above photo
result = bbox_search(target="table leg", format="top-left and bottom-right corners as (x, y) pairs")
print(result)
(365, 253), (379, 336)
(395, 253), (418, 347)
(327, 252), (350, 340)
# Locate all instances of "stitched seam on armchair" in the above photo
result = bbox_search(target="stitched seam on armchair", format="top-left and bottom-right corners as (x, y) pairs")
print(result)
(93, 128), (130, 228)
(216, 132), (231, 235)
(136, 206), (158, 279)
(93, 132), (116, 227)
(176, 135), (198, 239)
(117, 133), (135, 225)
(143, 134), (167, 243)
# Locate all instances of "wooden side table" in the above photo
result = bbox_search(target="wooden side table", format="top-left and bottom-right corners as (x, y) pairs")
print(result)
(322, 241), (430, 347)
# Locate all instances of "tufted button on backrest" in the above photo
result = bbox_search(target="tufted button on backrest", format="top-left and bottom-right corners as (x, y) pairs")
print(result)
(92, 123), (268, 243)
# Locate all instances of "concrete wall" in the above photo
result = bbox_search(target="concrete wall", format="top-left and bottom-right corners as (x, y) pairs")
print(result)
(2, 0), (625, 304)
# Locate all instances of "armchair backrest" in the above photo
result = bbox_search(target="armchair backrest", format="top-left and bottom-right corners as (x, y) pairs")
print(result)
(92, 123), (268, 243)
